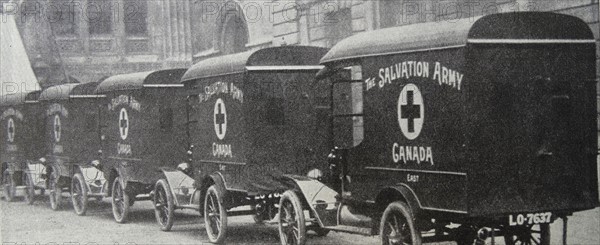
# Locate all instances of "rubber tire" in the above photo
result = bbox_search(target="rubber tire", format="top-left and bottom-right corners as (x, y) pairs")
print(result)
(278, 190), (307, 245)
(2, 169), (15, 202)
(111, 177), (131, 223)
(380, 201), (422, 245)
(48, 167), (62, 210)
(23, 172), (35, 205)
(504, 224), (550, 245)
(153, 179), (174, 231)
(71, 173), (88, 216)
(204, 185), (227, 244)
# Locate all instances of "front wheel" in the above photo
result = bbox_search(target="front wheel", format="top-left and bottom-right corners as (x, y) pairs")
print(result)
(48, 167), (62, 210)
(154, 179), (174, 231)
(278, 190), (306, 245)
(111, 177), (131, 223)
(2, 169), (15, 202)
(23, 172), (35, 204)
(71, 173), (88, 216)
(380, 201), (422, 245)
(504, 224), (550, 245)
(204, 185), (227, 244)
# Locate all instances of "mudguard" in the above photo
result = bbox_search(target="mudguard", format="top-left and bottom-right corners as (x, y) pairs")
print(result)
(282, 175), (339, 227)
(75, 165), (107, 195)
(160, 168), (198, 207)
(26, 162), (46, 189)
(375, 185), (422, 218)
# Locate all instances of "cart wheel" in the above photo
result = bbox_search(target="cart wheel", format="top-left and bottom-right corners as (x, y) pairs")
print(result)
(71, 173), (88, 216)
(154, 179), (174, 231)
(111, 177), (130, 223)
(503, 224), (550, 245)
(48, 168), (62, 210)
(2, 169), (15, 202)
(278, 190), (307, 245)
(204, 185), (227, 244)
(380, 201), (422, 245)
(23, 172), (35, 205)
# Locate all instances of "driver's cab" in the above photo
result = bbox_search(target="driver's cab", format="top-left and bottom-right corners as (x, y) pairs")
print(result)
(318, 64), (365, 196)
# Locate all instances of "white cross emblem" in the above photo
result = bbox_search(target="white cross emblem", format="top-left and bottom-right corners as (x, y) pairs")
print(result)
(119, 108), (129, 140)
(397, 84), (424, 140)
(213, 98), (227, 140)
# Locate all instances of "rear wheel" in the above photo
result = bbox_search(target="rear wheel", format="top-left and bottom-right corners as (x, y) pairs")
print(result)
(71, 173), (88, 216)
(154, 179), (174, 231)
(2, 169), (15, 202)
(111, 177), (131, 223)
(278, 190), (306, 245)
(204, 185), (227, 244)
(380, 201), (422, 245)
(23, 172), (35, 204)
(48, 167), (62, 210)
(504, 224), (550, 245)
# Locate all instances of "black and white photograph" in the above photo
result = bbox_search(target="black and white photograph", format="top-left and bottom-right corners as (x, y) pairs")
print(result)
(1, 0), (599, 244)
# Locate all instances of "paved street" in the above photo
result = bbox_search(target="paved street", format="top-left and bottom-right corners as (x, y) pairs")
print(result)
(1, 193), (599, 245)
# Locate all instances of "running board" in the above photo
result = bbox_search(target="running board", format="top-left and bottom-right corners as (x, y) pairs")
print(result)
(322, 225), (372, 236)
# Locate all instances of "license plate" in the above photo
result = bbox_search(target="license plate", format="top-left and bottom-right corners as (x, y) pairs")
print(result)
(508, 212), (552, 226)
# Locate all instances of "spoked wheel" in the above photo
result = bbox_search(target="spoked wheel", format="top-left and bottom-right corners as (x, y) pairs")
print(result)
(23, 172), (35, 204)
(48, 167), (62, 210)
(204, 185), (227, 244)
(111, 177), (131, 223)
(154, 179), (174, 231)
(2, 169), (15, 202)
(278, 190), (306, 245)
(71, 173), (88, 216)
(504, 224), (550, 245)
(380, 201), (422, 245)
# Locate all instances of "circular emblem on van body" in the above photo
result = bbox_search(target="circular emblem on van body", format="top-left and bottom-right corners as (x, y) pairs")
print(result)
(214, 98), (227, 140)
(397, 84), (424, 140)
(119, 108), (129, 140)
(7, 118), (15, 143)
(53, 115), (61, 143)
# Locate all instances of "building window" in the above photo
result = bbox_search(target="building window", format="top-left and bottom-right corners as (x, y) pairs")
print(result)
(324, 8), (352, 47)
(49, 0), (78, 36)
(379, 0), (402, 28)
(124, 0), (148, 36)
(87, 0), (113, 35)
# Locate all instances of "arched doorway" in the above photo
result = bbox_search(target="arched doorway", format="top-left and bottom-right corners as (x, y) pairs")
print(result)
(217, 2), (248, 55)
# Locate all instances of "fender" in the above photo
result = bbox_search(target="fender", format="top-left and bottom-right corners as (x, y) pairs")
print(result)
(281, 174), (339, 227)
(375, 184), (422, 218)
(195, 172), (229, 210)
(26, 161), (46, 188)
(160, 168), (196, 207)
(74, 164), (106, 194)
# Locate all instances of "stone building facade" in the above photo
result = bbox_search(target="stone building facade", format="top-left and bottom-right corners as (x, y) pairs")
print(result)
(6, 0), (600, 87)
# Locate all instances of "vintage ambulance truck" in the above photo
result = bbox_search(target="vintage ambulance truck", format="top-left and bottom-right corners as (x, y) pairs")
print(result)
(1, 91), (45, 203)
(95, 69), (188, 223)
(172, 46), (328, 243)
(278, 12), (599, 245)
(38, 82), (106, 213)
